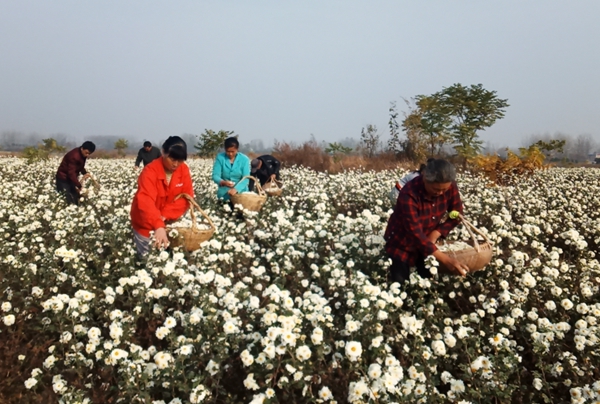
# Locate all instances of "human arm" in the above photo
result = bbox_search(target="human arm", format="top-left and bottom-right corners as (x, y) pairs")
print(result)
(135, 170), (166, 231)
(265, 157), (281, 177)
(397, 194), (438, 257)
(135, 150), (143, 167)
(433, 249), (468, 276)
(212, 155), (229, 186)
(67, 155), (83, 188)
(161, 166), (193, 221)
(233, 156), (251, 193)
(435, 183), (463, 238)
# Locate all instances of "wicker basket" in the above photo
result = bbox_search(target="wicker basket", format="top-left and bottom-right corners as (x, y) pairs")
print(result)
(230, 176), (267, 212)
(168, 194), (215, 251)
(263, 179), (283, 197)
(438, 213), (494, 275)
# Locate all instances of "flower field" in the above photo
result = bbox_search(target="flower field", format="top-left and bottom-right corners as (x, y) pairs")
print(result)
(1, 158), (600, 404)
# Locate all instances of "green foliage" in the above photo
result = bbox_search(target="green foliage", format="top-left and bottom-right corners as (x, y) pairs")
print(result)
(325, 142), (353, 163)
(409, 95), (453, 156)
(403, 84), (509, 161)
(22, 137), (66, 164)
(359, 124), (380, 158)
(386, 101), (402, 155)
(41, 138), (66, 153)
(114, 138), (129, 156)
(439, 83), (509, 159)
(195, 129), (235, 158)
(533, 139), (567, 160)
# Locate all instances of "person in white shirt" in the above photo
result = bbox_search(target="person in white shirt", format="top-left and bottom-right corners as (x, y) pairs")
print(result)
(389, 159), (432, 206)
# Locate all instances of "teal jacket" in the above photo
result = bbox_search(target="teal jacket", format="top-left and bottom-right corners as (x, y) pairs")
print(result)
(212, 152), (251, 200)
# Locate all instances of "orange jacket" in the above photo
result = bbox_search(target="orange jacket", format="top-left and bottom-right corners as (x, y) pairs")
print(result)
(130, 158), (194, 237)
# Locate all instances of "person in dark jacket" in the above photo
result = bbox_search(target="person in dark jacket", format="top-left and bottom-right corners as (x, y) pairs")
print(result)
(250, 155), (281, 189)
(55, 141), (96, 205)
(135, 141), (162, 169)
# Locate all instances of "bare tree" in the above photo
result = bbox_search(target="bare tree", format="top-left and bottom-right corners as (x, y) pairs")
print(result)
(570, 134), (596, 162)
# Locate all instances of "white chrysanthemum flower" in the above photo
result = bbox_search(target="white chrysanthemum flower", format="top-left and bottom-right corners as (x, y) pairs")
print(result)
(295, 345), (311, 362)
(431, 340), (446, 356)
(345, 341), (363, 361)
(3, 314), (15, 326)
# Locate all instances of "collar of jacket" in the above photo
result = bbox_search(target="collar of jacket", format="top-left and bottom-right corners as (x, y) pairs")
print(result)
(146, 157), (173, 180)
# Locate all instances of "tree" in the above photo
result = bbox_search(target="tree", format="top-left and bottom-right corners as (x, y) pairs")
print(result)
(399, 98), (429, 162)
(360, 124), (380, 158)
(438, 84), (509, 160)
(386, 102), (402, 155)
(405, 84), (509, 162)
(195, 130), (235, 158)
(325, 142), (353, 163)
(405, 95), (453, 156)
(114, 138), (129, 157)
(22, 137), (66, 164)
(571, 134), (595, 162)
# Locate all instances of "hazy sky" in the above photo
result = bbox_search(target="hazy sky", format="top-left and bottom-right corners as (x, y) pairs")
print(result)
(1, 1), (599, 148)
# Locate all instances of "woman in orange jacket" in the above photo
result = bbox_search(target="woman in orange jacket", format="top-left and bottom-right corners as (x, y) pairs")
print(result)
(130, 136), (194, 256)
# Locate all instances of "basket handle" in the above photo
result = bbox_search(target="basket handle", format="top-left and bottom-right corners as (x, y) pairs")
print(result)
(82, 175), (100, 190)
(235, 175), (266, 196)
(264, 177), (282, 189)
(174, 193), (215, 233)
(456, 213), (493, 252)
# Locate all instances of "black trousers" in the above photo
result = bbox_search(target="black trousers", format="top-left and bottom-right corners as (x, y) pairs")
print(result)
(388, 254), (431, 283)
(56, 179), (79, 205)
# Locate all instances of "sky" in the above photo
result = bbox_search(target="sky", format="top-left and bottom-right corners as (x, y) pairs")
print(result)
(1, 0), (599, 149)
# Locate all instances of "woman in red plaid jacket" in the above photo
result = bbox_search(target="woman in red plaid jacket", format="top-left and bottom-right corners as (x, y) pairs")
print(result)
(384, 159), (468, 283)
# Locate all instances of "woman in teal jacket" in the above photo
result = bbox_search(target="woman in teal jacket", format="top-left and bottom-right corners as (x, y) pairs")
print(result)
(212, 137), (251, 200)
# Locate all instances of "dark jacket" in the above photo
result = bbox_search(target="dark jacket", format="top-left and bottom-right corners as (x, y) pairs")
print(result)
(252, 155), (281, 186)
(135, 146), (162, 167)
(56, 148), (88, 188)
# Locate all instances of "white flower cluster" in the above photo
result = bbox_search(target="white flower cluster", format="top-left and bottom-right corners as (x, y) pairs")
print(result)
(0, 159), (599, 403)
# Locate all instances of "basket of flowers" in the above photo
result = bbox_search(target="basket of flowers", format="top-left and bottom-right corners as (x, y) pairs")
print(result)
(263, 178), (283, 197)
(168, 194), (215, 251)
(437, 212), (494, 274)
(230, 176), (267, 212)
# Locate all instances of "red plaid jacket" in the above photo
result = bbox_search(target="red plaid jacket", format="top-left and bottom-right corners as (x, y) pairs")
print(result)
(384, 176), (463, 266)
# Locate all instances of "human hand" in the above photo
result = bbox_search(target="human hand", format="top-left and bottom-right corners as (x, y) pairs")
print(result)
(227, 188), (238, 196)
(438, 253), (468, 276)
(221, 180), (234, 188)
(154, 228), (170, 249)
(270, 174), (276, 180)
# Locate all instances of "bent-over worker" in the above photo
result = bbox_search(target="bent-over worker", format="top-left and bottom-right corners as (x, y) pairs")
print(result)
(130, 136), (194, 257)
(55, 141), (96, 205)
(384, 158), (467, 283)
(135, 141), (162, 169)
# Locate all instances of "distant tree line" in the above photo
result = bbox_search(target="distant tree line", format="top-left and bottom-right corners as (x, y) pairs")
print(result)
(2, 82), (598, 164)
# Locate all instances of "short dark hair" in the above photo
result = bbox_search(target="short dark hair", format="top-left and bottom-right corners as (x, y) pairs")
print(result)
(162, 136), (187, 161)
(224, 137), (239, 150)
(143, 141), (152, 148)
(81, 141), (96, 153)
(423, 159), (456, 183)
